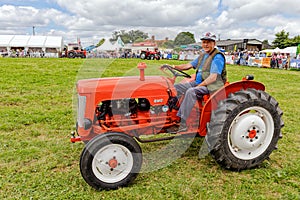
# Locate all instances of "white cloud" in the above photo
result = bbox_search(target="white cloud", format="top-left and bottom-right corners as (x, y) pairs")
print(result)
(54, 0), (218, 27)
(0, 5), (47, 28)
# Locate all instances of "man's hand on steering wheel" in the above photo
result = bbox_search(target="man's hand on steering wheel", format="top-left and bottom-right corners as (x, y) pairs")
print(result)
(160, 64), (170, 70)
(160, 64), (191, 78)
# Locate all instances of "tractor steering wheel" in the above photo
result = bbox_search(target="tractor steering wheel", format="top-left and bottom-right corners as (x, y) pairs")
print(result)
(160, 64), (191, 78)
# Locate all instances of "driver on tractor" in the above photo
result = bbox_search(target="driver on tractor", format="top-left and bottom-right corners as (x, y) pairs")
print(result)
(164, 32), (227, 132)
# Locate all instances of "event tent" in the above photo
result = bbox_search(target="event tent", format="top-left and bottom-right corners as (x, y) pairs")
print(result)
(260, 47), (281, 53)
(96, 37), (124, 52)
(0, 35), (64, 57)
(0, 35), (14, 47)
(96, 39), (117, 51)
(260, 46), (297, 57)
(281, 46), (297, 56)
(260, 49), (274, 53)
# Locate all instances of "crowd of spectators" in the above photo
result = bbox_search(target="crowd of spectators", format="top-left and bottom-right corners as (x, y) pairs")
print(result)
(86, 51), (140, 59)
(269, 53), (291, 69)
(85, 48), (300, 70)
(231, 50), (297, 70)
(2, 47), (299, 70)
(0, 49), (57, 58)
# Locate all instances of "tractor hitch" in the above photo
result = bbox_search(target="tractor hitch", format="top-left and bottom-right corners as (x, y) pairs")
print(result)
(70, 131), (82, 143)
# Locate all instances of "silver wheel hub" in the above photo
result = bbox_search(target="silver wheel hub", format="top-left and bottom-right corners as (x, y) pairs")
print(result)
(231, 113), (266, 150)
(228, 106), (274, 160)
(92, 144), (133, 183)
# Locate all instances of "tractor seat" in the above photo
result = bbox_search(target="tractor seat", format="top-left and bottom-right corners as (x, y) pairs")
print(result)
(200, 81), (229, 104)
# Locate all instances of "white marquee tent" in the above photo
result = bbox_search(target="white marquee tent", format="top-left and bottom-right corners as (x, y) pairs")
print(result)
(260, 46), (297, 57)
(0, 35), (64, 57)
(96, 39), (118, 51)
(95, 37), (124, 52)
(281, 46), (297, 56)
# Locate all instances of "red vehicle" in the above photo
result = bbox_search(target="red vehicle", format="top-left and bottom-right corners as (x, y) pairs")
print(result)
(140, 48), (161, 60)
(63, 43), (86, 58)
(72, 63), (284, 190)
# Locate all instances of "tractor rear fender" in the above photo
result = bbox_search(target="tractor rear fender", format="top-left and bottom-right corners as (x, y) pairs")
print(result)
(198, 80), (265, 136)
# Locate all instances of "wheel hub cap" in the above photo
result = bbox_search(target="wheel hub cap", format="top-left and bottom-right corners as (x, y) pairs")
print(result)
(248, 129), (257, 139)
(108, 157), (118, 169)
(92, 144), (133, 183)
(231, 113), (266, 150)
(228, 106), (275, 160)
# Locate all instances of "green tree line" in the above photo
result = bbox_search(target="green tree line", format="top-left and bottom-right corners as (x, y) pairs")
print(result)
(96, 29), (299, 49)
(272, 30), (300, 49)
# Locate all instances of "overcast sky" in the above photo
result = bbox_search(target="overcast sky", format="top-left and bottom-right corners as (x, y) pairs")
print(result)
(0, 0), (299, 47)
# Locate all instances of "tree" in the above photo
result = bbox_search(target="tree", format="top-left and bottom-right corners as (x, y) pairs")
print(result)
(262, 40), (269, 45)
(174, 32), (196, 46)
(161, 40), (175, 49)
(110, 30), (126, 43)
(272, 30), (300, 49)
(127, 30), (149, 43)
(134, 38), (145, 43)
(110, 30), (149, 44)
(290, 35), (300, 46)
(272, 30), (289, 49)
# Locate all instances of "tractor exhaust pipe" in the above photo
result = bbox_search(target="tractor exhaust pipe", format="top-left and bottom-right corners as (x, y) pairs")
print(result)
(137, 62), (147, 81)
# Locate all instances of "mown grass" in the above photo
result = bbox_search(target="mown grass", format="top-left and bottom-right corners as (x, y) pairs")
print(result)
(0, 58), (299, 200)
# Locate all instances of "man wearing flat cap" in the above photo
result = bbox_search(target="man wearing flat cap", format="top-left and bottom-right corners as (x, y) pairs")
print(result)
(170, 32), (227, 132)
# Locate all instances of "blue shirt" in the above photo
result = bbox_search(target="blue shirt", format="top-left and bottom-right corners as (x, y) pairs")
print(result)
(190, 52), (225, 84)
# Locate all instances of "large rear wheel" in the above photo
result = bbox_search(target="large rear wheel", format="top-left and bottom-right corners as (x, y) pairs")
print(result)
(67, 51), (75, 58)
(80, 132), (142, 190)
(206, 89), (284, 170)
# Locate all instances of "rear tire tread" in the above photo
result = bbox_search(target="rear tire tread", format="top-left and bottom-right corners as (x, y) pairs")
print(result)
(206, 89), (284, 170)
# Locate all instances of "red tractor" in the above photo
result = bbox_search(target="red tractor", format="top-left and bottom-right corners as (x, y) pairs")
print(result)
(71, 63), (284, 190)
(140, 48), (161, 60)
(63, 43), (86, 58)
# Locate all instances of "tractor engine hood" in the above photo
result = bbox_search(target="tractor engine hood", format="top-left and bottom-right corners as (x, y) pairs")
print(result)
(76, 76), (176, 106)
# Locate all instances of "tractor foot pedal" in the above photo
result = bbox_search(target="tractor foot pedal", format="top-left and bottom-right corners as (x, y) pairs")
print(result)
(166, 124), (187, 133)
(165, 125), (179, 134)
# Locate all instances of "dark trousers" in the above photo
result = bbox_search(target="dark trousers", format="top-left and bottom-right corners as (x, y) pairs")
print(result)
(174, 81), (209, 121)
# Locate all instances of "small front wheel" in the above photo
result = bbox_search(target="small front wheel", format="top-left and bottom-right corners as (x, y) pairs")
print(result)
(80, 132), (142, 190)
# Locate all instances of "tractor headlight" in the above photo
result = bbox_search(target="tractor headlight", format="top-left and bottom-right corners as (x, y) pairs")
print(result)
(83, 118), (92, 130)
(77, 95), (86, 128)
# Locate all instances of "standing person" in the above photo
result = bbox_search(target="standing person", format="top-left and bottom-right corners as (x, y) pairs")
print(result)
(271, 53), (277, 68)
(284, 54), (290, 70)
(167, 32), (227, 132)
(237, 50), (243, 65)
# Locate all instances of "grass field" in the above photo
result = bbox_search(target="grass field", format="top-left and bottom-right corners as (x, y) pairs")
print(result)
(0, 58), (299, 200)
